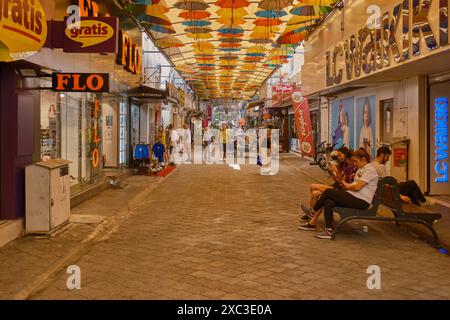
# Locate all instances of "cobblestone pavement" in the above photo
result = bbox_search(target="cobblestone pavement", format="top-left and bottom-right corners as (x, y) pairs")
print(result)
(2, 157), (450, 300)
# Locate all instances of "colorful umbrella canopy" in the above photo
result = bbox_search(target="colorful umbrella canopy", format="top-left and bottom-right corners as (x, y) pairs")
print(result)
(138, 13), (171, 25)
(253, 18), (282, 26)
(145, 24), (176, 34)
(277, 31), (308, 44)
(185, 26), (213, 34)
(217, 26), (244, 35)
(215, 0), (250, 9)
(286, 15), (320, 25)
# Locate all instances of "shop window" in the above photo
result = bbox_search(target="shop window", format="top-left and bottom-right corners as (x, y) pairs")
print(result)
(120, 101), (129, 165)
(380, 99), (394, 144)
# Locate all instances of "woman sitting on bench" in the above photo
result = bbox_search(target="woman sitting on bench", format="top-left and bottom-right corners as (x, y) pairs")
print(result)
(311, 149), (379, 239)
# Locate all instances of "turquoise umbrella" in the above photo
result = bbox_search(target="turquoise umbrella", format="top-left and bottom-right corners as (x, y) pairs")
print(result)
(182, 20), (211, 27)
(255, 10), (287, 18)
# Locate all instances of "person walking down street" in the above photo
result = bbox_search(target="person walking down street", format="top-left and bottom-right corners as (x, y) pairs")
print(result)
(182, 123), (192, 162)
(167, 124), (179, 165)
(220, 123), (228, 160)
(203, 126), (213, 163)
(312, 149), (379, 239)
(260, 125), (273, 175)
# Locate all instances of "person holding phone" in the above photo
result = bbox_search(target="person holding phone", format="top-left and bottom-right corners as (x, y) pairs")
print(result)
(298, 146), (356, 231)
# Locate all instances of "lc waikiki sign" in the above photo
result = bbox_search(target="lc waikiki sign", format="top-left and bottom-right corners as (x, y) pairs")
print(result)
(0, 0), (47, 62)
(434, 97), (448, 183)
(325, 0), (450, 86)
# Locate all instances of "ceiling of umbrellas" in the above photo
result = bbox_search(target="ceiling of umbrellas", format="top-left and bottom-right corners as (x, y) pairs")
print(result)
(125, 0), (336, 100)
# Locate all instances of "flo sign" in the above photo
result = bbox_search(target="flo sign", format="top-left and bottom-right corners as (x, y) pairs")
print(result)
(0, 0), (47, 62)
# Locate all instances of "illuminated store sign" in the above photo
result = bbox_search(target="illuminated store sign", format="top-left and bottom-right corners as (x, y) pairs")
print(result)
(0, 0), (47, 62)
(435, 97), (449, 183)
(116, 31), (142, 75)
(52, 73), (109, 92)
(325, 0), (449, 86)
(91, 97), (101, 168)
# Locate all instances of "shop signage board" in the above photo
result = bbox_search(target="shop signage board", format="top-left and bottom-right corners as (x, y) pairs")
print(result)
(272, 84), (294, 93)
(429, 82), (449, 194)
(91, 97), (101, 168)
(52, 73), (109, 92)
(167, 83), (179, 103)
(63, 17), (118, 53)
(116, 30), (142, 75)
(292, 88), (315, 157)
(0, 0), (47, 62)
(302, 0), (450, 96)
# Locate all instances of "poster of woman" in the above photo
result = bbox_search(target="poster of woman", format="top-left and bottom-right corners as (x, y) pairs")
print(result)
(331, 97), (354, 149)
(356, 96), (376, 158)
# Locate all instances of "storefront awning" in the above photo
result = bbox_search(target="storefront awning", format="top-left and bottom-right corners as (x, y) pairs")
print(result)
(246, 99), (265, 109)
(126, 85), (167, 100)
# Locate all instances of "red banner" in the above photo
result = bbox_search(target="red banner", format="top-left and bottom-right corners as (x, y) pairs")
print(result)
(292, 88), (315, 157)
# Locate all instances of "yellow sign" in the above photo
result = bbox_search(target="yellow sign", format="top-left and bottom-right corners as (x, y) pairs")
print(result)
(0, 0), (47, 62)
(65, 20), (114, 48)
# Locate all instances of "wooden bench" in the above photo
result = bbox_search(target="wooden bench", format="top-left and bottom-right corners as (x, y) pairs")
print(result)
(332, 176), (442, 247)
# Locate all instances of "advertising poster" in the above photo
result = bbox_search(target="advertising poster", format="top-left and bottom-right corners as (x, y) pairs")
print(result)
(292, 89), (314, 156)
(330, 97), (355, 149)
(356, 95), (377, 158)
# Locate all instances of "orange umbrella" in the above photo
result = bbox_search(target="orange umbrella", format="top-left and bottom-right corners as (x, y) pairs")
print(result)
(215, 0), (249, 9)
(277, 31), (308, 44)
(178, 10), (211, 19)
(253, 18), (282, 26)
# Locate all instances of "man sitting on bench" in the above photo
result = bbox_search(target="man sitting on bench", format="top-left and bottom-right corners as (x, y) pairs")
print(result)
(372, 146), (427, 206)
(311, 149), (379, 239)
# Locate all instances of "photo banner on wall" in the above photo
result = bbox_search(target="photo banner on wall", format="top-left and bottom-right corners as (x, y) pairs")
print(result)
(356, 95), (377, 158)
(331, 97), (355, 149)
(292, 89), (314, 157)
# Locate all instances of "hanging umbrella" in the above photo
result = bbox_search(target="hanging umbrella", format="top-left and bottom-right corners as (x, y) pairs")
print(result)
(254, 18), (282, 27)
(255, 10), (287, 18)
(290, 5), (332, 16)
(144, 24), (176, 34)
(277, 31), (308, 44)
(185, 26), (213, 34)
(178, 10), (211, 19)
(219, 55), (239, 60)
(216, 16), (247, 25)
(249, 38), (273, 44)
(182, 20), (211, 27)
(219, 37), (242, 43)
(216, 8), (248, 18)
(187, 33), (213, 39)
(258, 0), (294, 10)
(218, 25), (244, 35)
(283, 24), (308, 34)
(192, 42), (214, 51)
(219, 47), (240, 52)
(144, 2), (169, 15)
(286, 15), (320, 25)
(155, 35), (184, 48)
(298, 0), (337, 5)
(215, 0), (250, 9)
(135, 0), (161, 4)
(219, 43), (242, 48)
(218, 32), (244, 38)
(138, 12), (171, 25)
(173, 0), (209, 11)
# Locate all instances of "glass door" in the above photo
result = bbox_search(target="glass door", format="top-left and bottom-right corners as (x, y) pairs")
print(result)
(119, 101), (129, 166)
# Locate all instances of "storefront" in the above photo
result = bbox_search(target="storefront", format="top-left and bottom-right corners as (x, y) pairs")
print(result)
(302, 0), (450, 195)
(0, 0), (144, 222)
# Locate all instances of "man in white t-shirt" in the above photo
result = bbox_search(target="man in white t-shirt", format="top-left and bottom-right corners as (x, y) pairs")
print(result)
(371, 146), (391, 178)
(168, 124), (179, 164)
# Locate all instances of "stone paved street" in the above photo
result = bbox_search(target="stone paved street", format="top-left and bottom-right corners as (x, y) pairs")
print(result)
(1, 156), (450, 300)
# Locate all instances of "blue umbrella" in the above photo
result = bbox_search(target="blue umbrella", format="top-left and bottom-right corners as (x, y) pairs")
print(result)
(198, 63), (216, 67)
(218, 26), (244, 35)
(246, 52), (266, 57)
(255, 10), (287, 18)
(182, 20), (211, 27)
(219, 48), (240, 52)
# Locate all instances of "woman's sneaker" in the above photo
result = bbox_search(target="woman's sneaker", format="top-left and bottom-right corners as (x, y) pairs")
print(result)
(300, 204), (312, 215)
(314, 229), (333, 239)
(297, 222), (316, 231)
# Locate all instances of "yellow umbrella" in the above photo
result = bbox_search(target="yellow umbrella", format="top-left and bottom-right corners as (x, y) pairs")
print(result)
(216, 8), (248, 18)
(298, 0), (336, 5)
(145, 2), (169, 15)
(187, 33), (213, 39)
(216, 16), (247, 25)
(286, 14), (320, 25)
(155, 35), (184, 48)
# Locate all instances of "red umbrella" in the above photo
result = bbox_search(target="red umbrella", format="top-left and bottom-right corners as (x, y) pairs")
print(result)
(253, 18), (282, 26)
(178, 10), (211, 19)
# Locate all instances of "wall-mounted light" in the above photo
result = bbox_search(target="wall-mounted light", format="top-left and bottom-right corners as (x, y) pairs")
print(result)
(17, 68), (39, 77)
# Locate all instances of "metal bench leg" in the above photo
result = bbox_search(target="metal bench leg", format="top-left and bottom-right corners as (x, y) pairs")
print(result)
(332, 216), (354, 239)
